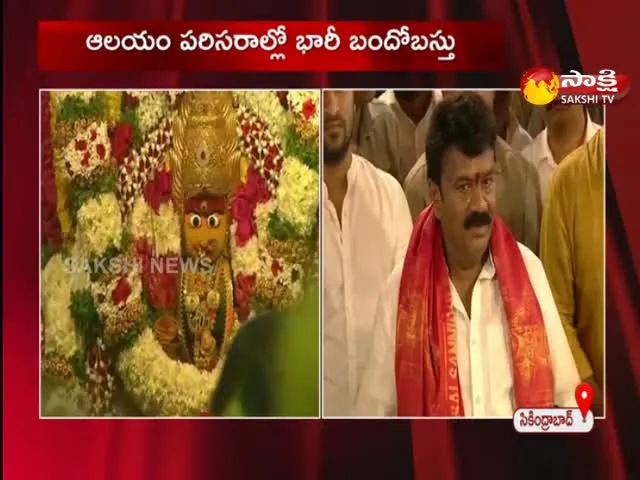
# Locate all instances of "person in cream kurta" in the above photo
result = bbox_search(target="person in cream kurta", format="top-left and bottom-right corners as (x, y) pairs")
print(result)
(522, 105), (601, 205)
(357, 90), (442, 184)
(323, 90), (412, 416)
(355, 94), (580, 417)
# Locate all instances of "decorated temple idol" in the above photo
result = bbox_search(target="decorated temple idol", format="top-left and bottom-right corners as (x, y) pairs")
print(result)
(40, 90), (320, 417)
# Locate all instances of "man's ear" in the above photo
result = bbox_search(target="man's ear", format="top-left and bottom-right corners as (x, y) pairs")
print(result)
(427, 179), (442, 218)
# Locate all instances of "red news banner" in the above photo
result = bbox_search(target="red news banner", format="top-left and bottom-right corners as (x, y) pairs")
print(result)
(38, 21), (503, 72)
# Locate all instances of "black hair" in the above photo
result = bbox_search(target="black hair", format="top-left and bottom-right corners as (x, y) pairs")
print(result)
(426, 93), (497, 185)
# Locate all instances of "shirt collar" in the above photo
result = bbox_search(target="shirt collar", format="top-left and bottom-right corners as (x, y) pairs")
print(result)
(446, 251), (496, 280)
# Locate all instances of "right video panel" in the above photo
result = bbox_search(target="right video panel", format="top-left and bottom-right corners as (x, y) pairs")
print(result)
(322, 89), (605, 419)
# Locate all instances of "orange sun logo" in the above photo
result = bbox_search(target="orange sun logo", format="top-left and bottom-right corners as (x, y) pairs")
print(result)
(520, 66), (560, 106)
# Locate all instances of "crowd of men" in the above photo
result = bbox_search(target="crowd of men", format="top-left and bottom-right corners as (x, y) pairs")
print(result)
(323, 90), (604, 417)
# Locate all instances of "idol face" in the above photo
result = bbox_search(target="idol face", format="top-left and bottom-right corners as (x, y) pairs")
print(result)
(323, 90), (354, 165)
(183, 195), (229, 260)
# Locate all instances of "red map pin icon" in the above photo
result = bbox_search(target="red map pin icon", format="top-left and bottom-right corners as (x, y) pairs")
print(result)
(575, 382), (594, 420)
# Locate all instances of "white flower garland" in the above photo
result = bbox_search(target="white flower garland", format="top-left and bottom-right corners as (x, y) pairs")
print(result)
(41, 253), (89, 359)
(288, 90), (320, 132)
(127, 91), (169, 135)
(63, 121), (112, 181)
(237, 106), (284, 195)
(235, 91), (289, 140)
(118, 328), (220, 416)
(117, 118), (173, 216)
(128, 197), (181, 256)
(76, 193), (123, 258)
(153, 202), (182, 256)
(275, 157), (319, 237)
(128, 196), (155, 241)
(229, 230), (261, 277)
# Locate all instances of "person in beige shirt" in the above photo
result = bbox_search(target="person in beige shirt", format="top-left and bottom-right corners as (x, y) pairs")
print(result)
(357, 90), (442, 184)
(404, 91), (542, 254)
(351, 91), (391, 154)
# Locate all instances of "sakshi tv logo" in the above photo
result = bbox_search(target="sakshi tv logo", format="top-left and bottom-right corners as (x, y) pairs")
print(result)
(520, 66), (630, 106)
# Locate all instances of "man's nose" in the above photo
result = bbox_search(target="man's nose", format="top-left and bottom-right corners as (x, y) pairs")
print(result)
(324, 92), (339, 116)
(469, 184), (488, 211)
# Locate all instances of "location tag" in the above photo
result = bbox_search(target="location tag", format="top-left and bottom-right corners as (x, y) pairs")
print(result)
(575, 382), (594, 420)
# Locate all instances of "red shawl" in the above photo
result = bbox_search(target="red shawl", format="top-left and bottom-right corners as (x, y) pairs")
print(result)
(395, 206), (554, 416)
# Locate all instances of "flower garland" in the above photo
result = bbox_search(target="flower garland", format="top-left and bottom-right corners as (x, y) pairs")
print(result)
(41, 89), (318, 416)
(63, 121), (112, 182)
(230, 90), (320, 318)
(75, 192), (123, 258)
(41, 91), (62, 250)
(118, 329), (220, 416)
(116, 118), (173, 216)
(125, 91), (170, 135)
(41, 253), (88, 360)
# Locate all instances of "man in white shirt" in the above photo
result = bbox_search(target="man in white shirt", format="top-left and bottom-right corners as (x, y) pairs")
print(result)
(355, 93), (580, 417)
(323, 90), (413, 416)
(357, 90), (442, 184)
(522, 104), (601, 205)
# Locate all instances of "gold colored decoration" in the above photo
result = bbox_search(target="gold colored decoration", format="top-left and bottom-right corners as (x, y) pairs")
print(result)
(169, 92), (242, 218)
(104, 92), (123, 125)
(103, 299), (146, 348)
(42, 354), (75, 379)
(49, 95), (73, 243)
(265, 237), (312, 267)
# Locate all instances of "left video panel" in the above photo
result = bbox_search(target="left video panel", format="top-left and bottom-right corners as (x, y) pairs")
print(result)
(40, 90), (321, 418)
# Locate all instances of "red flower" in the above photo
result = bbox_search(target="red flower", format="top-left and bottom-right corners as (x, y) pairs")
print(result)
(302, 99), (316, 120)
(95, 143), (106, 160)
(244, 167), (270, 204)
(144, 181), (162, 214)
(75, 139), (87, 151)
(271, 260), (282, 277)
(144, 168), (173, 214)
(110, 123), (134, 165)
(231, 193), (255, 247)
(81, 152), (90, 167)
(141, 255), (179, 310)
(112, 277), (132, 306)
(157, 168), (172, 197)
(235, 273), (256, 322)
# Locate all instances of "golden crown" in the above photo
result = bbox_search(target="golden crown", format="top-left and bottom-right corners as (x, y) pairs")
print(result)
(170, 92), (242, 214)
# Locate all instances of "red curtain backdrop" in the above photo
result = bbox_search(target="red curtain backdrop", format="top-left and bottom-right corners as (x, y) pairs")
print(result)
(4, 0), (638, 478)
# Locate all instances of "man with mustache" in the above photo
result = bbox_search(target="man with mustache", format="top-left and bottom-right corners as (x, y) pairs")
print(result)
(355, 93), (580, 417)
(522, 103), (600, 205)
(404, 90), (542, 254)
(323, 90), (413, 416)
(540, 130), (605, 416)
(357, 90), (441, 183)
